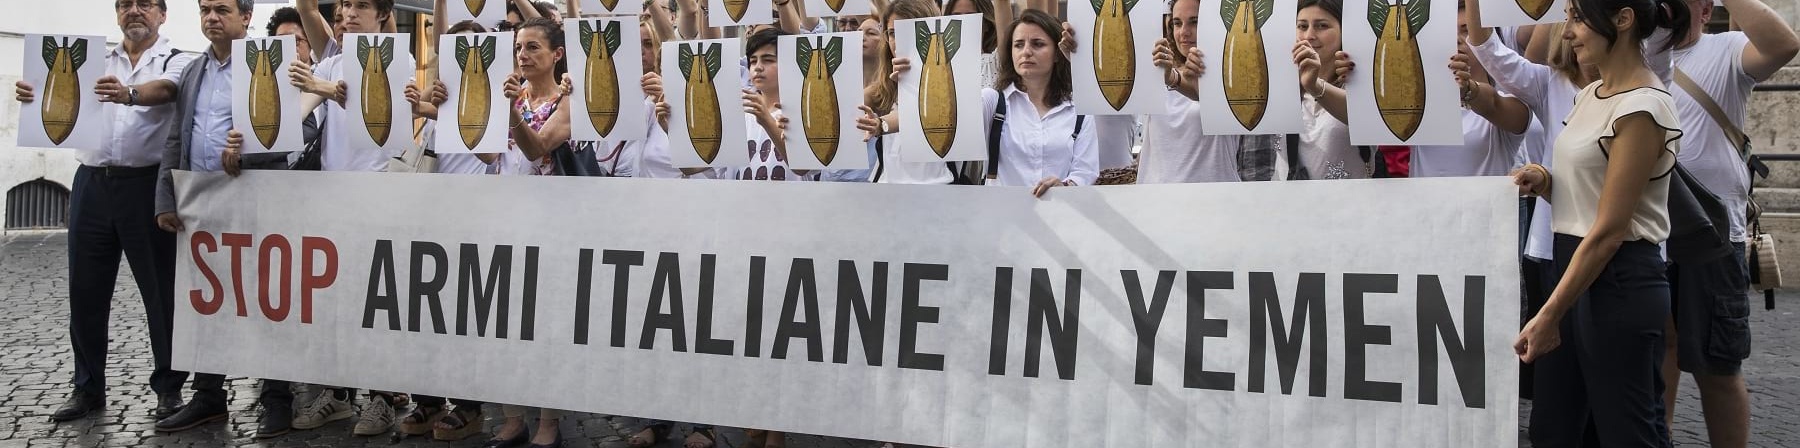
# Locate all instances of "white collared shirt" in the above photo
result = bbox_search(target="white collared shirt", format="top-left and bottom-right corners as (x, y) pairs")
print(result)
(981, 86), (1099, 187)
(189, 49), (233, 173)
(85, 36), (196, 168)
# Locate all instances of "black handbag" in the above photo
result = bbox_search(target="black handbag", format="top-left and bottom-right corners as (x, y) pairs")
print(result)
(550, 141), (607, 177)
(1664, 162), (1734, 265)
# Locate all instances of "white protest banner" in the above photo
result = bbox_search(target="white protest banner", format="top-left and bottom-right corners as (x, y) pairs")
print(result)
(581, 0), (645, 16)
(436, 32), (513, 154)
(232, 36), (304, 154)
(805, 0), (874, 18)
(780, 33), (868, 171)
(1196, 0), (1303, 135)
(663, 39), (748, 168)
(344, 33), (415, 157)
(171, 171), (1520, 448)
(710, 0), (774, 27)
(447, 0), (507, 29)
(17, 34), (107, 150)
(1478, 0), (1566, 28)
(1343, 0), (1461, 146)
(568, 18), (649, 143)
(896, 14), (986, 162)
(1069, 0), (1167, 115)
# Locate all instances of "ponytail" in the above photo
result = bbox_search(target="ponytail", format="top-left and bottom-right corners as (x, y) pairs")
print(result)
(1650, 0), (1692, 52)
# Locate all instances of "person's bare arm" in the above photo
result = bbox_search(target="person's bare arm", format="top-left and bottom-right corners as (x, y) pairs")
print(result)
(648, 0), (677, 44)
(775, 0), (807, 33)
(1516, 112), (1667, 363)
(512, 0), (543, 19)
(1721, 0), (1800, 81)
(298, 0), (335, 62)
(995, 0), (1015, 52)
(512, 96), (574, 160)
(1523, 23), (1553, 64)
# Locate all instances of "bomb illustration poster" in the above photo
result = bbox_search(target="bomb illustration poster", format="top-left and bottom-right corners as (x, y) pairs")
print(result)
(1478, 0), (1565, 27)
(803, 0), (874, 18)
(567, 18), (647, 143)
(580, 0), (644, 16)
(662, 39), (747, 168)
(231, 36), (303, 154)
(895, 14), (984, 162)
(710, 0), (774, 27)
(434, 32), (513, 154)
(1196, 0), (1301, 134)
(17, 34), (106, 150)
(448, 0), (507, 29)
(780, 33), (867, 171)
(1344, 0), (1458, 145)
(344, 33), (415, 156)
(1069, 0), (1165, 115)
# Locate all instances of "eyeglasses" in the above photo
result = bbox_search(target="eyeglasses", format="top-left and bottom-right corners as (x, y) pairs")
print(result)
(115, 0), (159, 11)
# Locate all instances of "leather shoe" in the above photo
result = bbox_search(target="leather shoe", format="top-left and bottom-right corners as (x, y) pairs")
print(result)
(155, 399), (227, 433)
(51, 391), (103, 421)
(256, 400), (293, 439)
(151, 393), (182, 419)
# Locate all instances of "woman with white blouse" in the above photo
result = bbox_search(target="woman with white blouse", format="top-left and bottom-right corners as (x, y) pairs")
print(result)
(1510, 0), (1692, 444)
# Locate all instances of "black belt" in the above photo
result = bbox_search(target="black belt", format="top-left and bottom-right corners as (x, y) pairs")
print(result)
(82, 164), (159, 179)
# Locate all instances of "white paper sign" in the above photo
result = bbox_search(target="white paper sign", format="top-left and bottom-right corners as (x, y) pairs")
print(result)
(342, 33), (415, 157)
(1069, 0), (1167, 115)
(1343, 0), (1461, 146)
(663, 39), (748, 168)
(896, 14), (986, 162)
(447, 0), (508, 29)
(1196, 0), (1303, 134)
(804, 0), (874, 17)
(232, 36), (304, 154)
(779, 33), (867, 171)
(171, 171), (1521, 448)
(568, 18), (649, 142)
(581, 0), (645, 15)
(1479, 0), (1566, 27)
(17, 34), (108, 150)
(709, 0), (775, 26)
(435, 32), (514, 154)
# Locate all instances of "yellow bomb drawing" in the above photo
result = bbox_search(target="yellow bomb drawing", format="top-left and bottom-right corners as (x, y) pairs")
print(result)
(678, 42), (725, 163)
(915, 19), (963, 158)
(455, 35), (498, 150)
(579, 21), (623, 138)
(465, 0), (487, 16)
(1516, 0), (1552, 20)
(39, 36), (89, 146)
(1090, 0), (1138, 111)
(1220, 0), (1272, 129)
(796, 36), (845, 165)
(357, 36), (396, 146)
(1368, 0), (1427, 141)
(825, 0), (846, 12)
(724, 0), (749, 22)
(246, 40), (285, 149)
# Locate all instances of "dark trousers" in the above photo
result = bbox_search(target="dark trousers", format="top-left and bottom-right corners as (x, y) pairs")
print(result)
(1529, 234), (1672, 448)
(414, 395), (484, 409)
(67, 165), (184, 396)
(189, 373), (293, 410)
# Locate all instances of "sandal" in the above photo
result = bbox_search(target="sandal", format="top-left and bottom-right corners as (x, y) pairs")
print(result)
(399, 405), (445, 436)
(433, 407), (484, 442)
(683, 427), (718, 448)
(629, 423), (672, 448)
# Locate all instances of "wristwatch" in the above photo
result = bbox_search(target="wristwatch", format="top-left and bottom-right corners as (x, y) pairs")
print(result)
(126, 86), (139, 106)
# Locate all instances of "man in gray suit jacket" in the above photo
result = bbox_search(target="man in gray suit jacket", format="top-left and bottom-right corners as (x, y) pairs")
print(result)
(150, 0), (296, 438)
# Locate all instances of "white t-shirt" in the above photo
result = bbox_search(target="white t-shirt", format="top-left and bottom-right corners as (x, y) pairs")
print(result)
(422, 119), (492, 175)
(1138, 90), (1242, 183)
(1093, 115), (1138, 170)
(1471, 36), (1583, 260)
(1673, 32), (1755, 242)
(316, 55), (391, 172)
(730, 112), (811, 181)
(1298, 94), (1364, 180)
(1551, 84), (1682, 242)
(871, 134), (955, 184)
(1410, 108), (1525, 177)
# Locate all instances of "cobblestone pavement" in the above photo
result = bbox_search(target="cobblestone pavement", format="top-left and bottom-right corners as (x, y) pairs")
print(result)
(2, 232), (1796, 447)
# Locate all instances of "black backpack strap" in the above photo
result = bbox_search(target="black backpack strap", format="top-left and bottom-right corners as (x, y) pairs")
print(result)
(1071, 115), (1086, 141)
(1284, 133), (1309, 180)
(161, 48), (184, 74)
(986, 95), (1008, 179)
(872, 137), (886, 183)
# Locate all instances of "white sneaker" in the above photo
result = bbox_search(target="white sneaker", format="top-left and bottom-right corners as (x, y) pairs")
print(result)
(291, 391), (354, 430)
(352, 396), (396, 436)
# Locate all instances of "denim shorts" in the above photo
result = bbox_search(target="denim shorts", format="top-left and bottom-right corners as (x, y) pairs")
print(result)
(1668, 242), (1753, 376)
